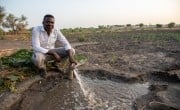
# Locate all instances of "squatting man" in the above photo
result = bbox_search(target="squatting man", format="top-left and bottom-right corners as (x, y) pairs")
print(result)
(31, 14), (77, 79)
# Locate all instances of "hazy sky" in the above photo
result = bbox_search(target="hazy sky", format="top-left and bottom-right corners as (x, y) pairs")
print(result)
(1, 0), (180, 29)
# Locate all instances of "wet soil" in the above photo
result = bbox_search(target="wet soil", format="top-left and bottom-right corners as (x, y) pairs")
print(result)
(0, 30), (180, 110)
(74, 30), (180, 109)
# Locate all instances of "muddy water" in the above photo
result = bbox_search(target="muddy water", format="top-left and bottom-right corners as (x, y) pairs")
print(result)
(20, 70), (149, 110)
(75, 70), (149, 110)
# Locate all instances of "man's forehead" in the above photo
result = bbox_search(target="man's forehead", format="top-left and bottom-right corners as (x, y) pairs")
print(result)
(44, 17), (54, 21)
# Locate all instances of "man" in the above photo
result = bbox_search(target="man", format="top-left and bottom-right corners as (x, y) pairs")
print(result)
(32, 14), (77, 78)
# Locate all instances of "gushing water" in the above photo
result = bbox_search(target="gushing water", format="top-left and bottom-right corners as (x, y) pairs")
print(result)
(74, 69), (87, 96)
(74, 69), (149, 109)
(74, 69), (96, 106)
(23, 70), (149, 110)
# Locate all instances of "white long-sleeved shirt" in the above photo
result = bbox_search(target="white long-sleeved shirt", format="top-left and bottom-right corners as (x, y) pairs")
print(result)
(32, 26), (72, 53)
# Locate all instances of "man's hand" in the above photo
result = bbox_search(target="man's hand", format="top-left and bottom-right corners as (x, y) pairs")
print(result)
(68, 49), (77, 65)
(69, 57), (77, 65)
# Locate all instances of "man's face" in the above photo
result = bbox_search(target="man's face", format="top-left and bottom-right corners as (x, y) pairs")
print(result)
(43, 17), (55, 32)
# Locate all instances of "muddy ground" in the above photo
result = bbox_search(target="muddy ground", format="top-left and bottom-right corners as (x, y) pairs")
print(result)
(0, 30), (180, 110)
(74, 30), (180, 109)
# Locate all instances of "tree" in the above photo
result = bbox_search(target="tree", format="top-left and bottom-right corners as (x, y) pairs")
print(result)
(2, 13), (17, 31)
(168, 22), (175, 28)
(126, 24), (131, 27)
(2, 14), (28, 32)
(139, 23), (144, 28)
(156, 24), (162, 28)
(16, 15), (28, 32)
(98, 25), (106, 29)
(0, 6), (6, 34)
(0, 6), (5, 25)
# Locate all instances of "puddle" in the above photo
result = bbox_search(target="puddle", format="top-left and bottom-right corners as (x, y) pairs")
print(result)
(20, 70), (150, 110)
(75, 70), (149, 110)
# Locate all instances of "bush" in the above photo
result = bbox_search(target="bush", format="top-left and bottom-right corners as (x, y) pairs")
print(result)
(156, 24), (162, 28)
(168, 22), (175, 28)
(77, 35), (87, 42)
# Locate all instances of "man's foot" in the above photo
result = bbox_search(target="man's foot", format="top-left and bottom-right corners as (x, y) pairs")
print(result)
(67, 64), (76, 80)
(68, 70), (74, 80)
(51, 62), (64, 73)
(39, 68), (47, 78)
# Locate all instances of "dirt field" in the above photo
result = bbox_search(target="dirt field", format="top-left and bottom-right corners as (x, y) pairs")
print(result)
(74, 30), (180, 109)
(0, 29), (180, 109)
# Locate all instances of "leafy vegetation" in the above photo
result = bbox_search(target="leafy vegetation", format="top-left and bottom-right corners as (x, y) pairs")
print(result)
(121, 31), (180, 48)
(1, 49), (33, 67)
(0, 49), (36, 92)
(75, 54), (87, 64)
(77, 34), (87, 42)
(0, 49), (88, 93)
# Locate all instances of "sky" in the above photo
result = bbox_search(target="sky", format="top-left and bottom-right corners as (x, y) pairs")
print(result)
(0, 0), (180, 29)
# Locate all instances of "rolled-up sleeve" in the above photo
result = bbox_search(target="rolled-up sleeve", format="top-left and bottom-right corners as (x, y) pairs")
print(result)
(32, 27), (48, 53)
(57, 30), (72, 50)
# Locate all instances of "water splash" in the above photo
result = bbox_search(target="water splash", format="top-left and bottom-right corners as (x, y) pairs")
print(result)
(74, 69), (96, 106)
(73, 69), (86, 96)
(73, 69), (149, 109)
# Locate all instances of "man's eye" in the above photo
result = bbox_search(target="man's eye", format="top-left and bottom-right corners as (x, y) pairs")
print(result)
(48, 21), (54, 24)
(46, 21), (54, 24)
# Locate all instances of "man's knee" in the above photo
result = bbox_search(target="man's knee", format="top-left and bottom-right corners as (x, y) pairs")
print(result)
(32, 53), (46, 68)
(32, 53), (46, 61)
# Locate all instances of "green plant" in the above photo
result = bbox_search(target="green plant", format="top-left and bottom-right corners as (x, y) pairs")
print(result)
(174, 34), (180, 42)
(77, 35), (86, 42)
(0, 49), (33, 67)
(110, 53), (117, 64)
(75, 54), (87, 64)
(0, 49), (36, 93)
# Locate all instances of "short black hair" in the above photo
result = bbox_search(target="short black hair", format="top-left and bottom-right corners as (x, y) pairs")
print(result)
(43, 14), (54, 21)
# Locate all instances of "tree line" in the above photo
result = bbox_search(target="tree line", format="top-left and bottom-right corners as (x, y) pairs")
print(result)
(0, 5), (178, 35)
(0, 6), (28, 34)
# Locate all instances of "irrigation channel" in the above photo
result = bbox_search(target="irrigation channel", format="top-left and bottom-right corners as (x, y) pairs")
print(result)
(18, 69), (179, 110)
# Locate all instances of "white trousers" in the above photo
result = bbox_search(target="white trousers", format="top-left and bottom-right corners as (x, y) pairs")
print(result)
(32, 48), (75, 69)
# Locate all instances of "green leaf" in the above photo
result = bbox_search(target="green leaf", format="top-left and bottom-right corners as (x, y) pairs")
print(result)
(79, 59), (87, 65)
(7, 75), (19, 81)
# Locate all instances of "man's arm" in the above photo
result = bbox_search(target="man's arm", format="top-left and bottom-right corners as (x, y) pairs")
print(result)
(56, 30), (77, 64)
(67, 49), (77, 65)
(57, 30), (72, 50)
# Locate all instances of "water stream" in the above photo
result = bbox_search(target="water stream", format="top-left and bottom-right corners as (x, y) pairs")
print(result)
(74, 69), (149, 109)
(21, 70), (149, 110)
